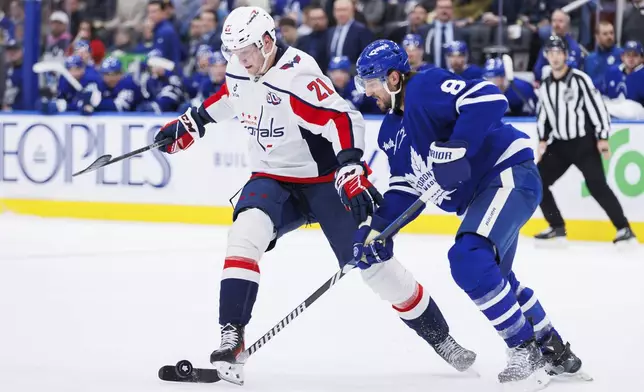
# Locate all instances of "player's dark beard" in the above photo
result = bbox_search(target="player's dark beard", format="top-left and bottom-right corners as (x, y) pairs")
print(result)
(393, 72), (414, 115)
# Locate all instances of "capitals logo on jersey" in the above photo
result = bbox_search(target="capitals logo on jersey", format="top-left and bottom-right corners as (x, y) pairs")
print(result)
(280, 55), (301, 70)
(266, 91), (282, 105)
(242, 107), (285, 150)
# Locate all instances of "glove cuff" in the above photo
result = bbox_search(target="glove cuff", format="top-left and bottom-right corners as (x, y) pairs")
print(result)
(337, 148), (364, 166)
(197, 104), (215, 124)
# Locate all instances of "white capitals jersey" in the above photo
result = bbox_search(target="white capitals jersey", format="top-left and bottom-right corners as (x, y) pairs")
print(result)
(201, 44), (365, 183)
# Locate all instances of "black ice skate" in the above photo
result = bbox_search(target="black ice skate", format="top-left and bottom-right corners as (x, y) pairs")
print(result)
(210, 323), (246, 385)
(541, 333), (593, 382)
(432, 335), (477, 373)
(613, 227), (637, 245)
(534, 227), (567, 241)
(498, 339), (550, 391)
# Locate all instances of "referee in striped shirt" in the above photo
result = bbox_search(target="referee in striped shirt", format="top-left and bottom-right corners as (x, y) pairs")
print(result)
(535, 35), (636, 244)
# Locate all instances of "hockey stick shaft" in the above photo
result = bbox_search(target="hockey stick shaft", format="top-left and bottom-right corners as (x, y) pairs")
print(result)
(72, 137), (173, 177)
(237, 192), (431, 362)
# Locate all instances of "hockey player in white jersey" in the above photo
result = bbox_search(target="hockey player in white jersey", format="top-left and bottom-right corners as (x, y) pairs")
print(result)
(154, 7), (476, 384)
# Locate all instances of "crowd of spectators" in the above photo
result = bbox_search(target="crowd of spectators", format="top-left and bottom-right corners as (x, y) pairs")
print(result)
(0, 0), (643, 116)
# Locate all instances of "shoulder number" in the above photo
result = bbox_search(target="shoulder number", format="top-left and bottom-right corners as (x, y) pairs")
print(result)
(441, 80), (466, 95)
(307, 78), (335, 101)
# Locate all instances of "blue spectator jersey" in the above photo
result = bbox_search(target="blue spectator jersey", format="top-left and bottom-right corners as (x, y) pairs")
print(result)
(626, 66), (644, 106)
(374, 68), (533, 225)
(93, 74), (146, 112)
(453, 64), (484, 80)
(153, 19), (182, 65)
(505, 78), (538, 116)
(5, 63), (23, 110)
(143, 71), (184, 112)
(57, 67), (102, 110)
(584, 45), (622, 86)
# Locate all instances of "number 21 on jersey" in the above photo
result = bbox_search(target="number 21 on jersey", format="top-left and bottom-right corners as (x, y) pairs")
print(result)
(307, 78), (335, 101)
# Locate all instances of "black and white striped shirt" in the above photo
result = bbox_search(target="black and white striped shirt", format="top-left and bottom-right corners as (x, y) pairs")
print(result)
(537, 68), (610, 142)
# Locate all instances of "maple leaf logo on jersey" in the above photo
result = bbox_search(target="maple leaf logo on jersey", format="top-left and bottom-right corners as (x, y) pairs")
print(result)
(404, 147), (455, 206)
(280, 55), (301, 70)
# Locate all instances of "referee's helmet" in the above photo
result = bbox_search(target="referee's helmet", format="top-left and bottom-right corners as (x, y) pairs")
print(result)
(544, 35), (568, 53)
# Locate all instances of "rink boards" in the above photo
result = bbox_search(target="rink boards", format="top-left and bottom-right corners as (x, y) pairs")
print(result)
(0, 113), (642, 242)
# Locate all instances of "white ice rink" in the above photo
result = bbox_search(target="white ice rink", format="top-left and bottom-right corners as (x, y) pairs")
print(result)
(1, 213), (642, 392)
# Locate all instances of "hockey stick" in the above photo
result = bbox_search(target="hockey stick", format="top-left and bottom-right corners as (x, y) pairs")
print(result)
(235, 188), (433, 363)
(160, 185), (435, 384)
(72, 137), (173, 177)
(33, 61), (83, 92)
(502, 54), (536, 114)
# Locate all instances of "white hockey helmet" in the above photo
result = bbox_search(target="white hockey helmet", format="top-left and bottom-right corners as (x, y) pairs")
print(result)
(221, 7), (276, 62)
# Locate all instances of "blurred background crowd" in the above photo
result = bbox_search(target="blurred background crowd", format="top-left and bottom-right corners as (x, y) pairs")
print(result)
(0, 0), (643, 117)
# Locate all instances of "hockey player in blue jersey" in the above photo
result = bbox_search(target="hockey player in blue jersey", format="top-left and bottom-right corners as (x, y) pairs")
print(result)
(327, 56), (380, 114)
(39, 55), (102, 114)
(402, 34), (433, 72)
(444, 41), (483, 80)
(598, 41), (643, 100)
(138, 50), (184, 113)
(483, 58), (537, 116)
(77, 56), (145, 114)
(624, 41), (644, 105)
(3, 39), (24, 110)
(73, 40), (95, 67)
(353, 40), (589, 390)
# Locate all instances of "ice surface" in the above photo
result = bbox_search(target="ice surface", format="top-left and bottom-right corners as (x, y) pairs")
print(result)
(1, 213), (642, 392)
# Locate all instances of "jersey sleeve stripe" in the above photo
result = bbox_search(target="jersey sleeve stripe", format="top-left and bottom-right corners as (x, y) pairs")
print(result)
(455, 81), (495, 108)
(457, 94), (508, 113)
(201, 83), (230, 122)
(225, 73), (250, 81)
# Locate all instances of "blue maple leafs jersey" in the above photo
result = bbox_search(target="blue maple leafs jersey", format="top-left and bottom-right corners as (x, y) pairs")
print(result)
(93, 74), (146, 112)
(454, 65), (484, 80)
(598, 64), (628, 99)
(143, 71), (184, 112)
(626, 66), (644, 106)
(57, 67), (102, 110)
(376, 68), (534, 222)
(505, 78), (537, 116)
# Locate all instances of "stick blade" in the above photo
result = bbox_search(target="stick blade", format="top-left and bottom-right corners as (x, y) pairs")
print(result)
(72, 155), (112, 177)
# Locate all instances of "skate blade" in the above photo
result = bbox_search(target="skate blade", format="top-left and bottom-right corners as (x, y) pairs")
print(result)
(550, 368), (593, 382)
(615, 238), (639, 250)
(500, 368), (551, 392)
(213, 361), (245, 386)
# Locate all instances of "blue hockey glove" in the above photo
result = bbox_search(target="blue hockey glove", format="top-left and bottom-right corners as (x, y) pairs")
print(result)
(352, 219), (394, 270)
(155, 106), (209, 154)
(429, 141), (471, 190)
(335, 162), (383, 225)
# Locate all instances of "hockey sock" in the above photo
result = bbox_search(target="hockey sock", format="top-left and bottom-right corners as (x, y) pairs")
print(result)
(507, 272), (560, 344)
(449, 234), (533, 348)
(219, 256), (260, 325)
(395, 283), (449, 345)
(361, 259), (448, 345)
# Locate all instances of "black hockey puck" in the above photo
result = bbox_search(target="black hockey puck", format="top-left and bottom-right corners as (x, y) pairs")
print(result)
(175, 359), (193, 378)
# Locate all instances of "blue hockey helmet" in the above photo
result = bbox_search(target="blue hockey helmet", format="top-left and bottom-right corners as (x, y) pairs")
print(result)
(100, 56), (122, 74)
(74, 39), (91, 53)
(65, 55), (85, 69)
(402, 34), (423, 49)
(623, 40), (643, 56)
(328, 56), (351, 72)
(356, 40), (410, 86)
(483, 57), (505, 78)
(444, 40), (468, 56)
